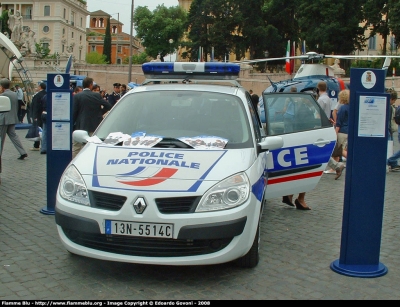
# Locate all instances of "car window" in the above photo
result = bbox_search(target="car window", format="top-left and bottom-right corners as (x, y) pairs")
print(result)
(96, 91), (254, 149)
(263, 93), (331, 136)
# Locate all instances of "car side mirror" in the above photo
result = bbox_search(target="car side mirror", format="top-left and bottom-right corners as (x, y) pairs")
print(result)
(73, 130), (90, 143)
(0, 96), (11, 113)
(257, 136), (284, 154)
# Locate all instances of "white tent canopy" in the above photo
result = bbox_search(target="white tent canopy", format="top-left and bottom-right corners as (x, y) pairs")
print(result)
(0, 32), (35, 102)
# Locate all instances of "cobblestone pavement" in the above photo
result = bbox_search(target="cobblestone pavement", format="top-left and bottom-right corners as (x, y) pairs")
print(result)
(1, 129), (400, 300)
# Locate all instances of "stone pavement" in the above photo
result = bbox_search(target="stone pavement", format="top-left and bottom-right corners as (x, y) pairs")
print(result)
(1, 129), (400, 300)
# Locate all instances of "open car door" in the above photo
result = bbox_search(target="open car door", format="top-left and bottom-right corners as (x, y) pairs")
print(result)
(263, 92), (336, 199)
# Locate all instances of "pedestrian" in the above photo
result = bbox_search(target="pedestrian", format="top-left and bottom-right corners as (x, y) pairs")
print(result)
(73, 86), (83, 96)
(23, 87), (32, 124)
(387, 90), (400, 171)
(335, 89), (350, 160)
(317, 81), (332, 119)
(39, 93), (47, 154)
(108, 82), (121, 107)
(15, 84), (25, 123)
(30, 82), (47, 151)
(72, 77), (112, 159)
(120, 84), (127, 97)
(0, 78), (28, 160)
(282, 192), (311, 210)
(92, 84), (101, 93)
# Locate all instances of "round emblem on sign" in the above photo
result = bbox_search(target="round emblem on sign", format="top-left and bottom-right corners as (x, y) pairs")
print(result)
(361, 70), (376, 89)
(54, 74), (64, 87)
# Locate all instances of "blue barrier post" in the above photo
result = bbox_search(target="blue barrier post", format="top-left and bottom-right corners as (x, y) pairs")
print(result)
(40, 73), (72, 215)
(330, 68), (390, 277)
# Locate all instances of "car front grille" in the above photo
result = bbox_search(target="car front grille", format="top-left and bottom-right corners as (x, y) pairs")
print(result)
(89, 190), (127, 211)
(155, 196), (200, 213)
(63, 228), (232, 257)
(89, 190), (200, 214)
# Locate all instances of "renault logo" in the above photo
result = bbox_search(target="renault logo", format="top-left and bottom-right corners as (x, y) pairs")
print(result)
(133, 197), (147, 214)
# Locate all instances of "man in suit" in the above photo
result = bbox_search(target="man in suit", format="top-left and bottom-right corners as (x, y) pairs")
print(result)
(30, 82), (46, 151)
(0, 78), (28, 160)
(72, 77), (112, 159)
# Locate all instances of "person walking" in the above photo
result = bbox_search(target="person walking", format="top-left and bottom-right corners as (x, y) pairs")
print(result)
(30, 82), (47, 151)
(0, 78), (28, 160)
(72, 77), (112, 159)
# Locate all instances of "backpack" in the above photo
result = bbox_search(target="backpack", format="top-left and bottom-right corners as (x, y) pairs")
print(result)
(394, 106), (400, 126)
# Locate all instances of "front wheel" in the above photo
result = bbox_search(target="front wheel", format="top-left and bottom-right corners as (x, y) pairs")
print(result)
(235, 223), (260, 268)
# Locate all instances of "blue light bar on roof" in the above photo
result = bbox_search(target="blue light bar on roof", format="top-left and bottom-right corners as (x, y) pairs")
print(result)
(142, 62), (240, 76)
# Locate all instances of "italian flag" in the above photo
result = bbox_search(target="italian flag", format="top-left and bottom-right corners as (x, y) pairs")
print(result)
(285, 40), (291, 74)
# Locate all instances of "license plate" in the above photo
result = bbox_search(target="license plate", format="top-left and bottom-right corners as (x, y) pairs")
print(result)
(105, 220), (173, 238)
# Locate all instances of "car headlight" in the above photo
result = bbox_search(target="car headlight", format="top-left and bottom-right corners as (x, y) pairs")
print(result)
(59, 165), (90, 206)
(196, 173), (250, 212)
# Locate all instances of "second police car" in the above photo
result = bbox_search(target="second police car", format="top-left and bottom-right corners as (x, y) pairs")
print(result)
(55, 62), (336, 268)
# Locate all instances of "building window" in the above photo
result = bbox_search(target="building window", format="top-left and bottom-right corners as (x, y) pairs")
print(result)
(80, 35), (82, 42)
(81, 18), (83, 27)
(43, 43), (49, 50)
(112, 26), (117, 34)
(63, 8), (66, 19)
(63, 28), (65, 35)
(117, 45), (122, 53)
(390, 36), (396, 52)
(43, 26), (50, 33)
(368, 36), (376, 50)
(91, 45), (96, 52)
(62, 45), (65, 53)
(44, 5), (50, 16)
(72, 32), (74, 38)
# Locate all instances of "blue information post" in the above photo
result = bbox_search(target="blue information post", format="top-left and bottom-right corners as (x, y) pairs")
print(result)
(40, 73), (72, 215)
(330, 68), (390, 277)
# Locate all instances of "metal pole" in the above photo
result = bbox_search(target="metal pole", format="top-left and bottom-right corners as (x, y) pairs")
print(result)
(128, 0), (134, 84)
(116, 13), (119, 64)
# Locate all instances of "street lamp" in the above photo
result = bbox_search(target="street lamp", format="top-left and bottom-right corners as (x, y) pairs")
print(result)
(169, 39), (174, 62)
(128, 0), (134, 83)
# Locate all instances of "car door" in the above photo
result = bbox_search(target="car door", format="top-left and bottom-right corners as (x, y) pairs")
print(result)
(263, 92), (336, 199)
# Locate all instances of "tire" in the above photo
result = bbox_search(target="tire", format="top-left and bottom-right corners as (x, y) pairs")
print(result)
(235, 223), (260, 268)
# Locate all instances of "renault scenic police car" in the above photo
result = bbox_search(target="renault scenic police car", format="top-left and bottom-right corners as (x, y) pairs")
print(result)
(55, 62), (336, 268)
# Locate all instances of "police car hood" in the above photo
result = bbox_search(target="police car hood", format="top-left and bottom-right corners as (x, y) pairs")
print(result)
(74, 144), (256, 191)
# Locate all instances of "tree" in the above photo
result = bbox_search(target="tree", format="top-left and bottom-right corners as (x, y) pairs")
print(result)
(388, 0), (400, 48)
(134, 5), (187, 61)
(103, 17), (112, 64)
(86, 52), (107, 64)
(185, 0), (244, 61)
(296, 0), (365, 56)
(123, 52), (149, 64)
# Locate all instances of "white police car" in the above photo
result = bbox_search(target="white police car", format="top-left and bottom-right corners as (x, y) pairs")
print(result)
(55, 62), (336, 268)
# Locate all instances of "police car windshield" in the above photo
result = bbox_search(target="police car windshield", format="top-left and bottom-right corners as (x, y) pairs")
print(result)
(95, 91), (253, 149)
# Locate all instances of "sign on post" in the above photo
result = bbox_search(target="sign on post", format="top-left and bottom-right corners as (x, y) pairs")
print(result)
(330, 68), (390, 278)
(40, 74), (72, 215)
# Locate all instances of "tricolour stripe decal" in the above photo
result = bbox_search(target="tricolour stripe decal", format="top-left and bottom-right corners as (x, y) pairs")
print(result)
(267, 171), (323, 185)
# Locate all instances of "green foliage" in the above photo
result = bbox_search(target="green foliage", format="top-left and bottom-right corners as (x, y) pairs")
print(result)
(122, 52), (149, 64)
(87, 32), (101, 37)
(103, 17), (112, 64)
(296, 0), (365, 55)
(1, 10), (10, 35)
(35, 43), (50, 58)
(86, 52), (108, 64)
(134, 4), (187, 60)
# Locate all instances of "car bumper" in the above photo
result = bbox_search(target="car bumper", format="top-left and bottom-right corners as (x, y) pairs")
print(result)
(55, 194), (261, 266)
